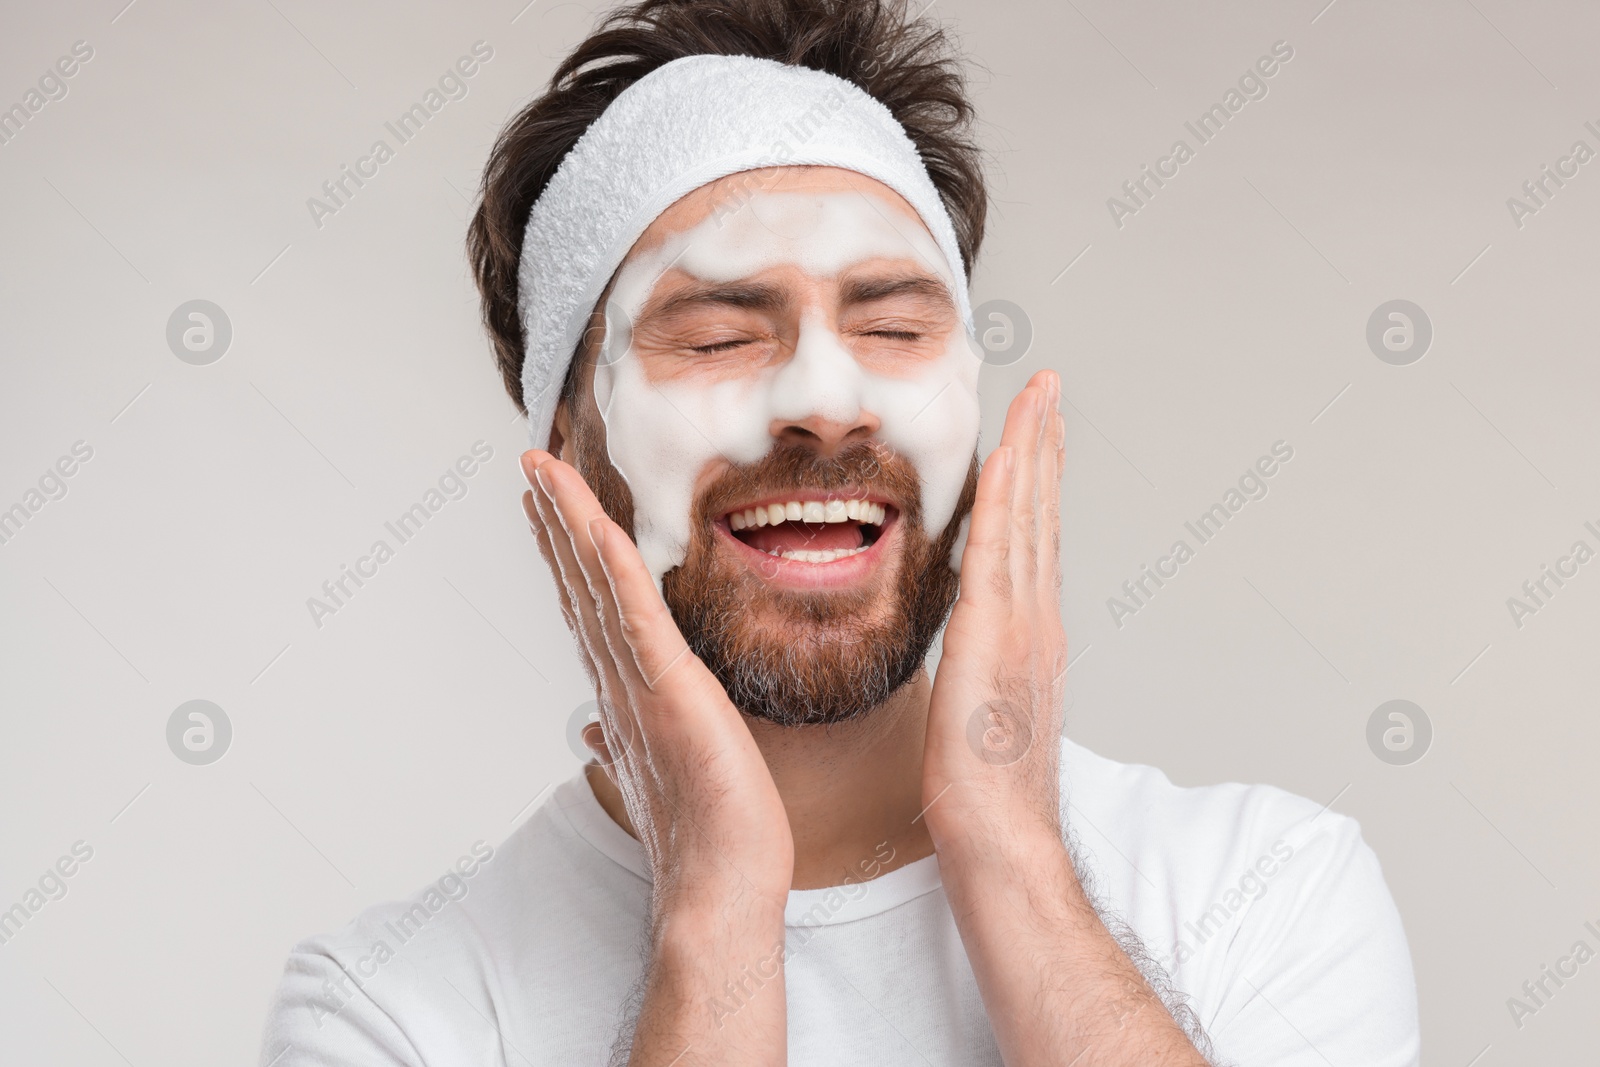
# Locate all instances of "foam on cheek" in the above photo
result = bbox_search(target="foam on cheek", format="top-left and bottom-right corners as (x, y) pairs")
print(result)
(594, 190), (980, 587)
(597, 362), (772, 584)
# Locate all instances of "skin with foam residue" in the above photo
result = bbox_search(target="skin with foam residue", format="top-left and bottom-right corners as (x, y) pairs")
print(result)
(594, 188), (981, 586)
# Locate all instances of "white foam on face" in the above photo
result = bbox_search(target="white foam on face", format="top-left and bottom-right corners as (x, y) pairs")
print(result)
(948, 512), (972, 577)
(593, 189), (980, 586)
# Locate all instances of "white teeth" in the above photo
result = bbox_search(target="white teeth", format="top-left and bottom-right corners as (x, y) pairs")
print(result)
(726, 499), (887, 527)
(762, 545), (870, 563)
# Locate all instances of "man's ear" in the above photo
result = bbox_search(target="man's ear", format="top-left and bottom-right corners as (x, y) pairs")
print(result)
(549, 400), (571, 461)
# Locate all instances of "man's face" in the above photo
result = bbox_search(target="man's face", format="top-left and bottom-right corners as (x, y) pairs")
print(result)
(559, 166), (980, 726)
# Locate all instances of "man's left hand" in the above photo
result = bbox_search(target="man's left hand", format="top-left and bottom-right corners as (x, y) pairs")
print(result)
(922, 368), (1068, 864)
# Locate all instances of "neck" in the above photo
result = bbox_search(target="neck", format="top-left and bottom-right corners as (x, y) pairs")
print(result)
(584, 669), (935, 890)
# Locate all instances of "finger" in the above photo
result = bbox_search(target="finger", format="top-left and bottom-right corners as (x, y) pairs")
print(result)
(1039, 374), (1065, 603)
(531, 460), (635, 748)
(999, 378), (1049, 590)
(521, 450), (566, 599)
(537, 461), (649, 749)
(529, 468), (605, 671)
(525, 453), (645, 772)
(520, 448), (551, 483)
(1041, 409), (1065, 603)
(522, 489), (587, 660)
(539, 460), (620, 641)
(589, 512), (697, 693)
(956, 445), (1015, 604)
(530, 485), (634, 774)
(523, 486), (606, 694)
(1039, 381), (1069, 690)
(543, 464), (681, 725)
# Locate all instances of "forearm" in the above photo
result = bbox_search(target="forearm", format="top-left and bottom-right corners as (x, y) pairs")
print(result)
(627, 888), (789, 1066)
(941, 835), (1209, 1066)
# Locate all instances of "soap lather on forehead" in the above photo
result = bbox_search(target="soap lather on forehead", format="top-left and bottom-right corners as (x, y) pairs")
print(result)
(611, 186), (958, 323)
(674, 189), (955, 288)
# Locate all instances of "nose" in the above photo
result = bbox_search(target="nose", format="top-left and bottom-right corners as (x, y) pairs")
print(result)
(766, 313), (880, 456)
(771, 408), (882, 455)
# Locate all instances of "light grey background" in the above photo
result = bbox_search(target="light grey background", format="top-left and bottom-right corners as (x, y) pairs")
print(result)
(2, 0), (1596, 1062)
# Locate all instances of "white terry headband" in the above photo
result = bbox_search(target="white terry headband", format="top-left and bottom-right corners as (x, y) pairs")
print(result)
(517, 52), (975, 450)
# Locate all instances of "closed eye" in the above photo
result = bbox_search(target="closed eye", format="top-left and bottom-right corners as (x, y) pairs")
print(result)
(690, 338), (753, 353)
(692, 329), (922, 353)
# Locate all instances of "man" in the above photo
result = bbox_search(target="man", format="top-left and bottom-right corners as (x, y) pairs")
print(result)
(259, 1), (1419, 1063)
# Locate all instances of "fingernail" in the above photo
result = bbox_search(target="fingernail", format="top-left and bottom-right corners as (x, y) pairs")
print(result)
(588, 516), (607, 549)
(534, 463), (553, 493)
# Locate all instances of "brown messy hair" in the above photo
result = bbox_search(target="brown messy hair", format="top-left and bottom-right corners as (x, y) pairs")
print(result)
(466, 0), (988, 414)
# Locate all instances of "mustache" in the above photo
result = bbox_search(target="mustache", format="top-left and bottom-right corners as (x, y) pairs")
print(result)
(696, 440), (924, 525)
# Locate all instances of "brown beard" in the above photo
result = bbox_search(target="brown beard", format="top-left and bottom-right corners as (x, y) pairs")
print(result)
(568, 404), (976, 727)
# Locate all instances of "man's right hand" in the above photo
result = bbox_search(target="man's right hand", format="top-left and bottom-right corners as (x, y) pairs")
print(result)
(522, 449), (792, 1066)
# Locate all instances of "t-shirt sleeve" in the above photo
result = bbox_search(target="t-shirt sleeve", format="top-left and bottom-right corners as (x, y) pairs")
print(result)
(257, 943), (424, 1067)
(1202, 809), (1420, 1067)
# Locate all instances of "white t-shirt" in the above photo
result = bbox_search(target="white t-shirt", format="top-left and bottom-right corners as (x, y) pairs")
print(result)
(257, 739), (1420, 1065)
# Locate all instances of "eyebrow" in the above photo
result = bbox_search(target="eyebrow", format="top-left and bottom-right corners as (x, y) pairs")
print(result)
(837, 274), (955, 311)
(646, 281), (789, 322)
(641, 273), (955, 324)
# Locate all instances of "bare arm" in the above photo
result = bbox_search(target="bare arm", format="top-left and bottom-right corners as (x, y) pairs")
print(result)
(626, 889), (789, 1066)
(922, 372), (1211, 1065)
(940, 834), (1212, 1064)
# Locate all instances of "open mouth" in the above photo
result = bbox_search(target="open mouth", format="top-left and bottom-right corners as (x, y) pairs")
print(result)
(722, 496), (894, 564)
